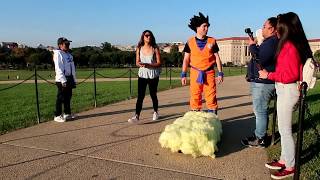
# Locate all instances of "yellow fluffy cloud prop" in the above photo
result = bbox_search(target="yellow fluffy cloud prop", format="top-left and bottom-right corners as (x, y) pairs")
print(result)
(159, 111), (222, 158)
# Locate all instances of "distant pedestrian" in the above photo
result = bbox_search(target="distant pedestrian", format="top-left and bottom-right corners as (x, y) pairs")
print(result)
(53, 37), (77, 122)
(128, 30), (161, 123)
(259, 12), (313, 179)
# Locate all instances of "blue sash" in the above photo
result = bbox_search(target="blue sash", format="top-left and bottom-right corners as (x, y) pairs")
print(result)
(191, 66), (214, 85)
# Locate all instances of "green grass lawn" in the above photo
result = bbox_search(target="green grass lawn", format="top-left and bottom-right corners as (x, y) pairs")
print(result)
(0, 66), (247, 81)
(267, 82), (320, 179)
(0, 80), (181, 134)
(0, 67), (247, 134)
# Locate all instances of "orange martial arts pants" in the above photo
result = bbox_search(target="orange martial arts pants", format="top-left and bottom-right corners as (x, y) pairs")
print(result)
(189, 68), (218, 110)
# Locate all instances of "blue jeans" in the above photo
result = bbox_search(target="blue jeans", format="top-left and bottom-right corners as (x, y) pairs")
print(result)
(250, 82), (275, 138)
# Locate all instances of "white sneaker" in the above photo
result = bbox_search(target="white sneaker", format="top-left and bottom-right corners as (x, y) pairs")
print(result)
(54, 115), (66, 122)
(63, 114), (77, 120)
(128, 115), (139, 123)
(152, 112), (159, 121)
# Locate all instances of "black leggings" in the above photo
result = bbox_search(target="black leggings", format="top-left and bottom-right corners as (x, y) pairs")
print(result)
(136, 77), (159, 116)
(55, 82), (73, 116)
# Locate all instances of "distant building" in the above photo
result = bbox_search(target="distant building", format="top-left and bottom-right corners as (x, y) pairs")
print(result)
(159, 42), (185, 53)
(309, 39), (320, 54)
(216, 37), (320, 66)
(46, 46), (55, 51)
(18, 43), (27, 48)
(217, 37), (251, 66)
(113, 45), (136, 51)
(1, 42), (18, 49)
(37, 44), (46, 49)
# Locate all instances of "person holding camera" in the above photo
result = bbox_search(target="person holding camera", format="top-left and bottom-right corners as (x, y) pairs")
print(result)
(259, 12), (312, 179)
(53, 37), (76, 122)
(128, 30), (161, 123)
(241, 17), (278, 147)
(181, 12), (223, 114)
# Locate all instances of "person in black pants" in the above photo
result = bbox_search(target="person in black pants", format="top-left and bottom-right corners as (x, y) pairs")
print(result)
(53, 37), (76, 122)
(128, 30), (162, 123)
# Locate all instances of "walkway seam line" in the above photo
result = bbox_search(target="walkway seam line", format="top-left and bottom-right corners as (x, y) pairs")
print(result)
(2, 142), (221, 180)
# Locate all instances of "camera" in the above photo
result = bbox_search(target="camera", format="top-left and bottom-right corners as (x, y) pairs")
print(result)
(245, 28), (254, 40)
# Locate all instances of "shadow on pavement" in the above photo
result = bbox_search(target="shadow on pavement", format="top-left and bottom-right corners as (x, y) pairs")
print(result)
(76, 94), (249, 121)
(142, 113), (184, 125)
(216, 113), (255, 157)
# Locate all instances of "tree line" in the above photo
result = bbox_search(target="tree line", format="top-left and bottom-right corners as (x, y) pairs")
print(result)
(0, 42), (183, 69)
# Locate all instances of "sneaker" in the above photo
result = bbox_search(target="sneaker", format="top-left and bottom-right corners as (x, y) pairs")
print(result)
(63, 114), (77, 120)
(271, 169), (295, 179)
(54, 115), (66, 122)
(246, 134), (257, 141)
(152, 112), (159, 121)
(265, 160), (286, 170)
(128, 115), (139, 123)
(191, 109), (201, 112)
(241, 136), (266, 148)
(207, 109), (218, 115)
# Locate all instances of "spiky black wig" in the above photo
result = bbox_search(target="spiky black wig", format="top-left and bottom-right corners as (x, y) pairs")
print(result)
(188, 12), (210, 32)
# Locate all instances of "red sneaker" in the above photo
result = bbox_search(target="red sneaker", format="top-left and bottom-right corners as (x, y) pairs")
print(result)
(271, 169), (295, 179)
(265, 160), (286, 170)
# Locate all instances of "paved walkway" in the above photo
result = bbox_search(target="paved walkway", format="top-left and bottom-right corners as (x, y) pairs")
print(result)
(0, 76), (270, 180)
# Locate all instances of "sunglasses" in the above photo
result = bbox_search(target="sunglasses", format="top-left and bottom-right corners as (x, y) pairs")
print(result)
(144, 34), (151, 37)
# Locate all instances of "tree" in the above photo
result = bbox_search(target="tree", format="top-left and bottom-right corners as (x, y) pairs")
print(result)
(101, 42), (112, 52)
(89, 53), (102, 67)
(170, 44), (179, 53)
(314, 49), (320, 62)
(101, 42), (120, 52)
(0, 47), (9, 66)
(27, 53), (41, 66)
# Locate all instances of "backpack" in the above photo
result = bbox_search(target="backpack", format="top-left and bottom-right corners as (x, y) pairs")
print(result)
(302, 57), (318, 90)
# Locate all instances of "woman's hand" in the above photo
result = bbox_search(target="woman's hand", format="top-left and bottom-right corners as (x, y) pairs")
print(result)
(137, 62), (145, 67)
(258, 69), (269, 79)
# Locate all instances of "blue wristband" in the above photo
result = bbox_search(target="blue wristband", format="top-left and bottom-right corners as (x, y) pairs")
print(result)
(218, 72), (224, 77)
(181, 72), (187, 78)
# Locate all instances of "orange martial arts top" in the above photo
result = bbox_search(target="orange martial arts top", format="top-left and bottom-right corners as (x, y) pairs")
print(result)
(188, 36), (216, 71)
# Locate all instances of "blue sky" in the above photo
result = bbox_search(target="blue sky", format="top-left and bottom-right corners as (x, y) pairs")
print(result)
(1, 0), (319, 47)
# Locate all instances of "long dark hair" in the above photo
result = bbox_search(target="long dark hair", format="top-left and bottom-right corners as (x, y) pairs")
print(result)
(137, 30), (157, 49)
(276, 12), (312, 64)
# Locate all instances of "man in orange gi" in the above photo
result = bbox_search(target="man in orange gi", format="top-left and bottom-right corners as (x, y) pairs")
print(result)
(181, 12), (223, 115)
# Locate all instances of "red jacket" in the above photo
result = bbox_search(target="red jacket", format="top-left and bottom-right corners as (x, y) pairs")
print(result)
(268, 41), (303, 83)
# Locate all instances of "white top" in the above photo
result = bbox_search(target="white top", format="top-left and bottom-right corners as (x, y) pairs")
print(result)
(138, 48), (161, 79)
(53, 49), (76, 83)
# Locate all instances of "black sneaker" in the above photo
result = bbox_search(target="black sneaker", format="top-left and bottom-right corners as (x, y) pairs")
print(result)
(241, 136), (266, 148)
(246, 134), (257, 141)
(240, 133), (256, 145)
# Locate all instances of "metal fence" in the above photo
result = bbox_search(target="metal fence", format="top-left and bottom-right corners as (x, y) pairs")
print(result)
(0, 66), (182, 124)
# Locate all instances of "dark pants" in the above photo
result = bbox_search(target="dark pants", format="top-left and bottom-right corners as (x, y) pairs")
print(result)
(55, 82), (73, 116)
(136, 77), (159, 115)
